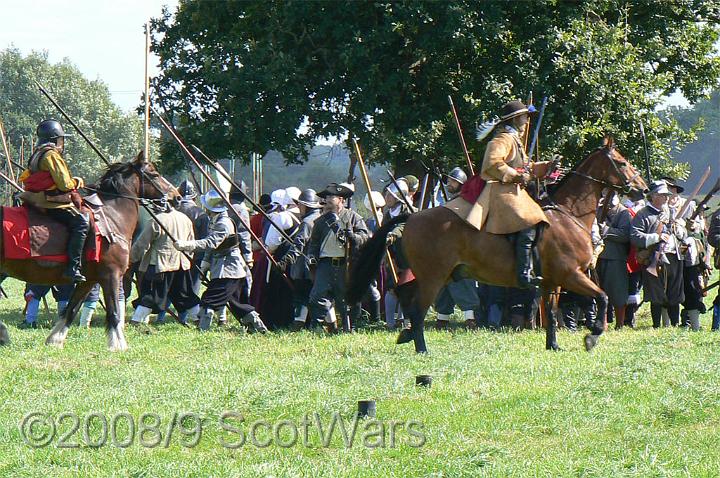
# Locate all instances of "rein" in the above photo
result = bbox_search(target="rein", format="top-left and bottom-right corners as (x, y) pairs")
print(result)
(542, 203), (593, 237)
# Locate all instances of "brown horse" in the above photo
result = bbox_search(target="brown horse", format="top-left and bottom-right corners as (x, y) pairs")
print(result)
(348, 138), (648, 353)
(0, 152), (177, 351)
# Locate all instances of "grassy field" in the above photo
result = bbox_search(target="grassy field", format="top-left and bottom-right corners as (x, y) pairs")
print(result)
(1, 277), (720, 477)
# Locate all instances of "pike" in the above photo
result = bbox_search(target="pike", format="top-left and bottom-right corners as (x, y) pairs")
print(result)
(34, 81), (209, 285)
(527, 96), (548, 161)
(689, 176), (720, 221)
(418, 173), (430, 211)
(447, 95), (475, 175)
(353, 139), (398, 284)
(639, 120), (652, 182)
(0, 116), (16, 182)
(190, 143), (296, 246)
(150, 107), (289, 274)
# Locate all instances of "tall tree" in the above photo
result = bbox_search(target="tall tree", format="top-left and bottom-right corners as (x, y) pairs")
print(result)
(0, 48), (146, 180)
(151, 0), (720, 177)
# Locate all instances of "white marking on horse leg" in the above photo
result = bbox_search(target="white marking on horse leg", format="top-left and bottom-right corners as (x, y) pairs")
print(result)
(45, 320), (69, 347)
(108, 326), (128, 352)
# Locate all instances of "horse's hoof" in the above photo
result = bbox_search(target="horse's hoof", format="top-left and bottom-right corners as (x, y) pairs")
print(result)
(0, 322), (9, 346)
(45, 337), (65, 348)
(584, 334), (599, 352)
(546, 344), (561, 352)
(396, 328), (413, 344)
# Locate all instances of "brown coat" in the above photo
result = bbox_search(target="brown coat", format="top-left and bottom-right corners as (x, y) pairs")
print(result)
(131, 209), (194, 273)
(478, 129), (548, 234)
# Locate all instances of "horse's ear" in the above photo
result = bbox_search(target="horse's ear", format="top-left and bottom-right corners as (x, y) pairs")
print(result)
(134, 151), (147, 164)
(603, 136), (615, 150)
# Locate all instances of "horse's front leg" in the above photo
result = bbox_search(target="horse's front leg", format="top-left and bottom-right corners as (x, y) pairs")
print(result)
(562, 270), (608, 352)
(101, 274), (127, 352)
(46, 281), (94, 348)
(541, 290), (560, 351)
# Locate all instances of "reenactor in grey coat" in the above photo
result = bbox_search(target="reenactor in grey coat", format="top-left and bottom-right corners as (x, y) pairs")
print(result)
(129, 198), (199, 325)
(176, 180), (209, 296)
(174, 190), (268, 333)
(630, 180), (686, 328)
(596, 193), (632, 329)
(307, 183), (369, 333)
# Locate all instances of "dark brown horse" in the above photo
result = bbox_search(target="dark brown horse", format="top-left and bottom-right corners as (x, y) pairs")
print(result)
(0, 152), (177, 351)
(348, 138), (648, 353)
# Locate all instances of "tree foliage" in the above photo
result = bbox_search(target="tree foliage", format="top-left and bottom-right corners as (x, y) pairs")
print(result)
(151, 0), (720, 178)
(0, 48), (146, 181)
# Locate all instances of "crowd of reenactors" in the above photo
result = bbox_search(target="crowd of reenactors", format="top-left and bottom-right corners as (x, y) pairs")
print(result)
(13, 118), (720, 334)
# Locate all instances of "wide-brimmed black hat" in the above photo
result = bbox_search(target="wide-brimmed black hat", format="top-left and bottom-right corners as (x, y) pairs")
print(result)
(499, 100), (537, 121)
(660, 176), (684, 194)
(317, 182), (354, 199)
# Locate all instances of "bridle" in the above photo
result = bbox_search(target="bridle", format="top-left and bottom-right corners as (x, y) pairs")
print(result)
(85, 163), (173, 202)
(569, 147), (641, 194)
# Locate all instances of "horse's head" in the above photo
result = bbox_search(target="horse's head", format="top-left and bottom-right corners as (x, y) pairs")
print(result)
(97, 151), (179, 201)
(576, 137), (648, 196)
(130, 151), (180, 201)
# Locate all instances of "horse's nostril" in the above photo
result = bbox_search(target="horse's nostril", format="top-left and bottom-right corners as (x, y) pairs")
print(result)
(642, 189), (649, 194)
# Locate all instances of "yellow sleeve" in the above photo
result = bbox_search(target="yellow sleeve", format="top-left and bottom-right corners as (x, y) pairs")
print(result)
(41, 150), (79, 192)
(481, 134), (521, 183)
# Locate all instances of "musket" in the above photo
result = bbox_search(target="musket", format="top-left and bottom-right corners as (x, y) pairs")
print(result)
(386, 169), (415, 211)
(353, 139), (398, 284)
(527, 96), (548, 162)
(447, 95), (475, 175)
(151, 107), (288, 274)
(647, 167), (711, 277)
(639, 120), (652, 182)
(689, 176), (720, 221)
(0, 170), (24, 192)
(703, 280), (719, 294)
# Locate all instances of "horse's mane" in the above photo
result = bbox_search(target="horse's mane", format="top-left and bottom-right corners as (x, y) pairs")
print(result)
(547, 145), (610, 198)
(96, 162), (136, 194)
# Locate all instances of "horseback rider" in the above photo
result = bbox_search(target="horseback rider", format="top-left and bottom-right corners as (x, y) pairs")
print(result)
(478, 100), (551, 288)
(19, 119), (89, 282)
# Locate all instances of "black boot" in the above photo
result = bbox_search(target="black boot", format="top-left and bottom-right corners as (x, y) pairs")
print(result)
(63, 213), (89, 283)
(369, 300), (381, 323)
(515, 227), (542, 288)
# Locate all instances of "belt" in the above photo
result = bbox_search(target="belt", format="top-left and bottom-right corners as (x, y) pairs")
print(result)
(321, 257), (346, 266)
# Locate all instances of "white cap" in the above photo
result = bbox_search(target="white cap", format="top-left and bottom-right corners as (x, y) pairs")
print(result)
(285, 186), (301, 202)
(270, 189), (288, 206)
(363, 191), (386, 210)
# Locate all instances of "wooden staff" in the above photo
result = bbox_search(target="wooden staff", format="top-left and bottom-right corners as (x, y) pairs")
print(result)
(447, 95), (475, 176)
(144, 22), (151, 162)
(0, 117), (15, 182)
(353, 139), (398, 283)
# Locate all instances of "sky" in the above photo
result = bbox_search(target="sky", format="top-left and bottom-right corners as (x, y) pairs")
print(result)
(0, 0), (179, 113)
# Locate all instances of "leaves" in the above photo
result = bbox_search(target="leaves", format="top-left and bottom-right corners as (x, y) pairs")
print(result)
(0, 48), (145, 181)
(151, 0), (719, 178)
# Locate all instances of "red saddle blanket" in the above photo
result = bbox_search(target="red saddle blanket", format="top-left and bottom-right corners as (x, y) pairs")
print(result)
(2, 206), (101, 263)
(460, 175), (487, 203)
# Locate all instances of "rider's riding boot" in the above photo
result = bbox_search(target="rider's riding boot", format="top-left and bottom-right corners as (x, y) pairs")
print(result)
(63, 213), (90, 283)
(515, 227), (542, 289)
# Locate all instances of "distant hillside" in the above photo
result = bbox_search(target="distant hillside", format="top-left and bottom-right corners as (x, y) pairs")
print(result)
(670, 91), (719, 196)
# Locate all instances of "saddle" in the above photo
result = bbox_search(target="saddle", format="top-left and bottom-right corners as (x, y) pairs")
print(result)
(1, 194), (116, 264)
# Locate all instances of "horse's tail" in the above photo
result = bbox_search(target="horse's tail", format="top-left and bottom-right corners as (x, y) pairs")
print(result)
(347, 213), (410, 303)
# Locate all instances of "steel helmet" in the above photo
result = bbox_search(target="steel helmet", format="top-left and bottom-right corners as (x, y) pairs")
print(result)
(200, 189), (227, 213)
(385, 178), (409, 201)
(178, 179), (196, 199)
(445, 167), (467, 185)
(36, 119), (72, 144)
(296, 188), (321, 208)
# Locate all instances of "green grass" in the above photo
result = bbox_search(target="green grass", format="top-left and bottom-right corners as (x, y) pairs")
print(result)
(1, 277), (720, 477)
